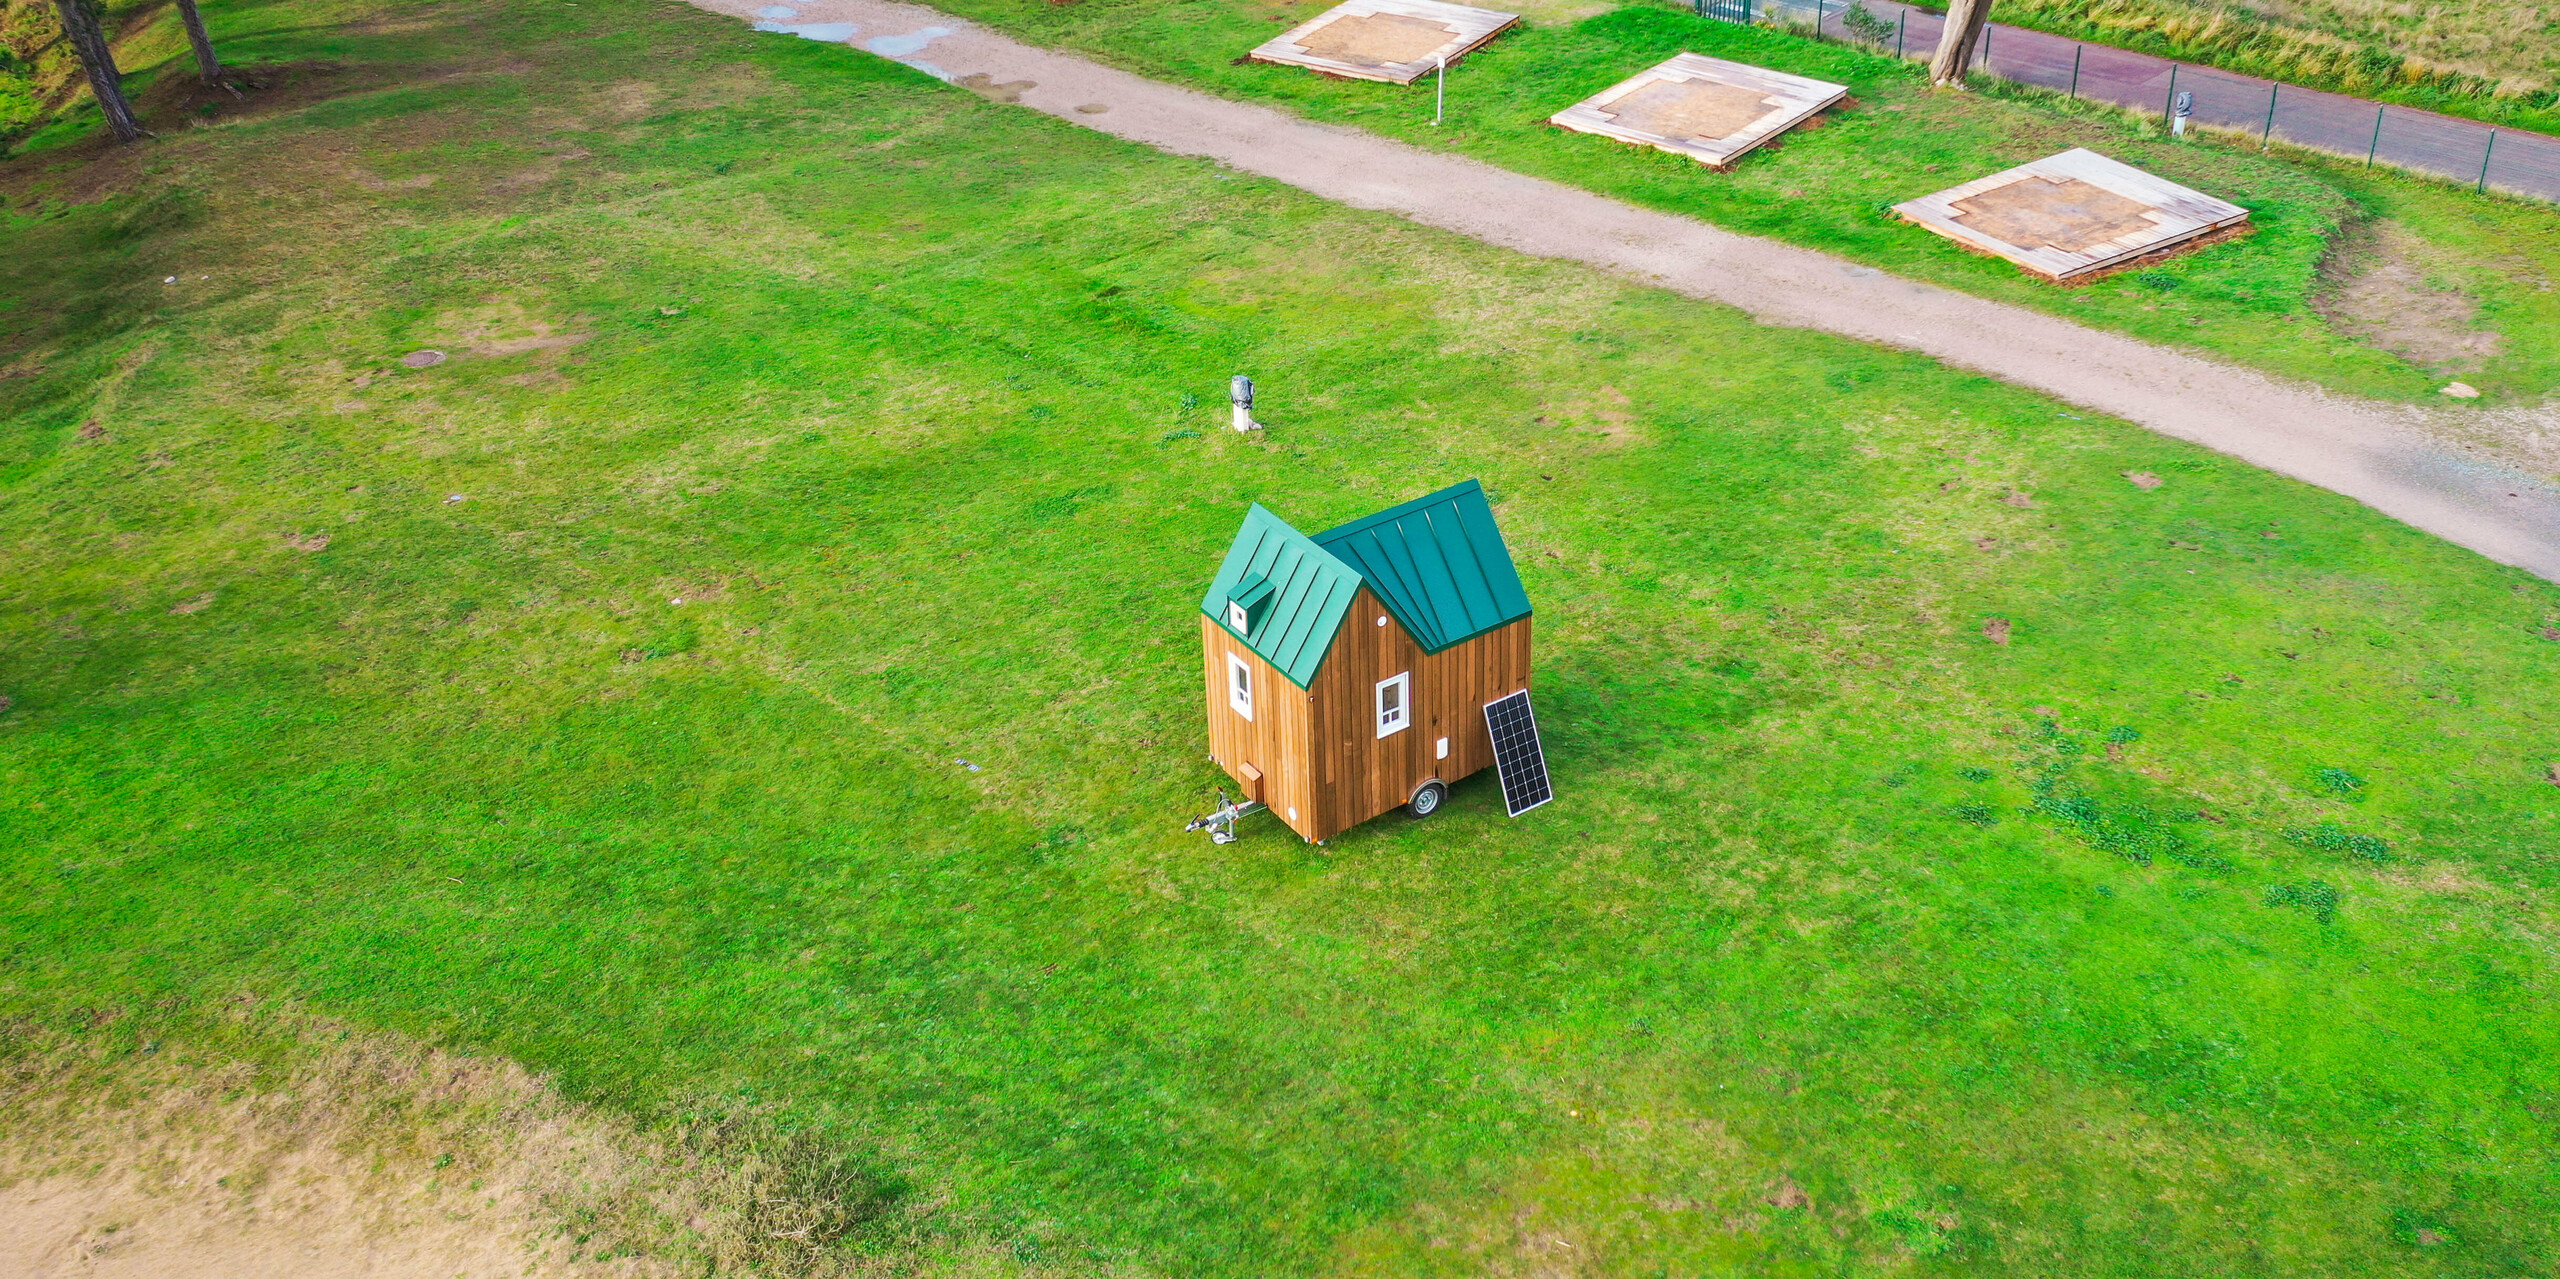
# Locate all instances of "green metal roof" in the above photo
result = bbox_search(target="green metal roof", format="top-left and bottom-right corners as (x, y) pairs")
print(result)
(1200, 504), (1365, 689)
(1313, 479), (1531, 654)
(1201, 481), (1532, 686)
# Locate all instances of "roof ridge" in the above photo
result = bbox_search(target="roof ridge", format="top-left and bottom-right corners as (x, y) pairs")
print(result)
(1309, 478), (1485, 547)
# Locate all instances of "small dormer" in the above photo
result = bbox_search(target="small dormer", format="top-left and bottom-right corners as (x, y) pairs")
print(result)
(1225, 574), (1276, 639)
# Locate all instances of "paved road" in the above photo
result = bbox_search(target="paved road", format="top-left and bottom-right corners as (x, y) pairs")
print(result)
(707, 0), (2560, 580)
(1766, 0), (2560, 202)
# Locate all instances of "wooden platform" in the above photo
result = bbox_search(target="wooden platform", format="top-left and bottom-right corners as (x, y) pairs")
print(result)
(1246, 0), (1520, 85)
(1548, 54), (1846, 169)
(1891, 148), (2251, 282)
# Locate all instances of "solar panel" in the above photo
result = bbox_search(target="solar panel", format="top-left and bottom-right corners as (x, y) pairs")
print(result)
(1482, 689), (1552, 817)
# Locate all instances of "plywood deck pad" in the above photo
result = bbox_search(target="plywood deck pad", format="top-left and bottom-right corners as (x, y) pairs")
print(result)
(1548, 54), (1846, 170)
(1892, 148), (2251, 282)
(1247, 0), (1520, 85)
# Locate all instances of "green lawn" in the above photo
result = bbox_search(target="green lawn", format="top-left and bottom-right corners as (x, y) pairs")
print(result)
(902, 0), (2560, 405)
(5, 0), (2560, 1274)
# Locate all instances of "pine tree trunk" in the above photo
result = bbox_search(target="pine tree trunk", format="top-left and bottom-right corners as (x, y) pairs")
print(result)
(175, 0), (222, 85)
(51, 0), (142, 142)
(1928, 0), (1992, 86)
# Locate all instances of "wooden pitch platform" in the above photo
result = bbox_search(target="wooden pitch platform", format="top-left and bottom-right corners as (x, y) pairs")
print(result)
(1549, 54), (1846, 170)
(1246, 0), (1520, 85)
(1892, 148), (2250, 283)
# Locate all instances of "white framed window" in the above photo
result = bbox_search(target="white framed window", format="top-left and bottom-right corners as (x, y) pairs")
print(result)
(1375, 671), (1411, 738)
(1227, 653), (1254, 721)
(1227, 600), (1251, 634)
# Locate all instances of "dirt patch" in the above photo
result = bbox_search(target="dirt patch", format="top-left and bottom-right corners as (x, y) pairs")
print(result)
(0, 1012), (1039, 1279)
(957, 73), (1038, 103)
(1293, 12), (1458, 67)
(2124, 471), (2161, 489)
(2313, 219), (2501, 373)
(8, 62), (376, 201)
(1983, 616), (2011, 644)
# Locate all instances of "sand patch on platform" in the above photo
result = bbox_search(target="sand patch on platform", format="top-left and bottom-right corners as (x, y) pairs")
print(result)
(1951, 178), (2159, 254)
(1599, 79), (1780, 143)
(1293, 11), (1459, 66)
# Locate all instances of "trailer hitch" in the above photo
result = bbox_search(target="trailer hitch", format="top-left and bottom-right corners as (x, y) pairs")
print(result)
(1183, 788), (1267, 844)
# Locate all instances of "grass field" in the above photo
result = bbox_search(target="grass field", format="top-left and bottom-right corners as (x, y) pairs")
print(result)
(17, 0), (2560, 407)
(6, 0), (2560, 1274)
(881, 0), (2560, 407)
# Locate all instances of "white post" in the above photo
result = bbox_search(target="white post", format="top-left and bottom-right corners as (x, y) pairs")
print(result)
(1230, 374), (1260, 432)
(1435, 54), (1446, 126)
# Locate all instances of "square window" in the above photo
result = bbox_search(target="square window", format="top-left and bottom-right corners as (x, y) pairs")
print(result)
(1228, 653), (1254, 721)
(1376, 671), (1410, 738)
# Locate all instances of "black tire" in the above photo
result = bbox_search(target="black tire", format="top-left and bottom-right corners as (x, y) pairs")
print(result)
(1408, 779), (1448, 819)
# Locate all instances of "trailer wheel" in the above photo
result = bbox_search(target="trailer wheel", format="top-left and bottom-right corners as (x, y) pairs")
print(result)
(1407, 779), (1448, 819)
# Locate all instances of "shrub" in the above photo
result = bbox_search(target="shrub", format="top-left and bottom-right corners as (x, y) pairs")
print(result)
(2264, 879), (2341, 923)
(2283, 820), (2391, 863)
(1840, 1), (1897, 45)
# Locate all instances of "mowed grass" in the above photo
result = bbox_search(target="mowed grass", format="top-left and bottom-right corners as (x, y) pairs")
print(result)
(905, 0), (2560, 404)
(5, 0), (2560, 1274)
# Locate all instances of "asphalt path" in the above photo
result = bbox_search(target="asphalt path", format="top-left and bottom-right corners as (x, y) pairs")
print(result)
(704, 0), (2560, 580)
(1779, 0), (2560, 202)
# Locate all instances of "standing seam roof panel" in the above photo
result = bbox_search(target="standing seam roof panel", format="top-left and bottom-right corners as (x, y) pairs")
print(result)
(1451, 499), (1532, 620)
(1200, 505), (1365, 689)
(1205, 481), (1529, 681)
(1354, 531), (1428, 643)
(1424, 510), (1501, 633)
(1309, 479), (1532, 656)
(1269, 553), (1331, 673)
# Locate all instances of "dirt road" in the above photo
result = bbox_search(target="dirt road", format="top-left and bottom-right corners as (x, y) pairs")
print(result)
(703, 0), (2560, 580)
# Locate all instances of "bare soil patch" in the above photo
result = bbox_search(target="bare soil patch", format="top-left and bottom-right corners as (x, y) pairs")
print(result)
(0, 1012), (1045, 1279)
(2313, 219), (2501, 374)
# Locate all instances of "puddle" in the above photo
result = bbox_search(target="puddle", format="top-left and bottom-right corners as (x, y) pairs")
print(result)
(868, 24), (957, 75)
(867, 25), (952, 57)
(753, 19), (859, 40)
(745, 16), (958, 80)
(755, 4), (796, 15)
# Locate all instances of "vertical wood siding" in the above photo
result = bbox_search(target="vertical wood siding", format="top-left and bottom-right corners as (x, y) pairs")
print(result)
(1200, 615), (1319, 839)
(1302, 588), (1533, 841)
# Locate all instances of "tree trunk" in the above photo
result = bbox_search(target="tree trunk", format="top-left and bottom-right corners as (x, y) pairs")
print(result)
(51, 0), (142, 143)
(1928, 0), (1992, 86)
(175, 0), (222, 85)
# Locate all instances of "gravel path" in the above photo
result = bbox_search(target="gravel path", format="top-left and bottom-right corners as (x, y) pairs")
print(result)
(705, 0), (2560, 580)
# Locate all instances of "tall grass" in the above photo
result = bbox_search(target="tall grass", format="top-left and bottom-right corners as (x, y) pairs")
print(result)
(1944, 0), (2560, 134)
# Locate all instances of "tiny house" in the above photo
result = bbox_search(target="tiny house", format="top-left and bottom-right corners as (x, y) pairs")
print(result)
(1198, 479), (1536, 843)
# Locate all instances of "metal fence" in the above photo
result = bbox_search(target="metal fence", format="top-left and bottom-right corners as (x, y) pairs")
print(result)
(1696, 0), (2560, 203)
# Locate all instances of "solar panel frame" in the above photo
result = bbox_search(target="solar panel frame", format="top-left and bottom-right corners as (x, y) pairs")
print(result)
(1482, 690), (1553, 817)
